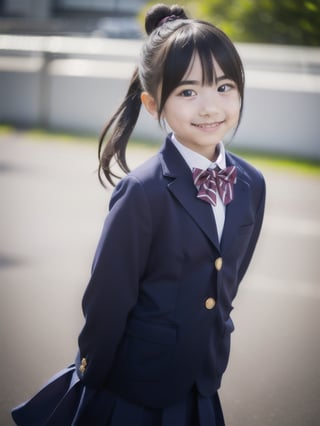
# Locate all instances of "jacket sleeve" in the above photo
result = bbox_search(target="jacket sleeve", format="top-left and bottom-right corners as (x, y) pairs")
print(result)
(238, 172), (266, 284)
(76, 175), (152, 388)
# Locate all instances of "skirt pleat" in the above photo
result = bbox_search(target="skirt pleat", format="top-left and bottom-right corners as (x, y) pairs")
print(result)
(11, 365), (83, 426)
(72, 387), (117, 426)
(12, 365), (225, 426)
(197, 392), (225, 426)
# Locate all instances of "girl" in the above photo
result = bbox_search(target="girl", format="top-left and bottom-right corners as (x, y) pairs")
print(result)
(12, 3), (265, 425)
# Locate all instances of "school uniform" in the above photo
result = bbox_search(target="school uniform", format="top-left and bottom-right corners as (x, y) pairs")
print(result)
(12, 134), (265, 425)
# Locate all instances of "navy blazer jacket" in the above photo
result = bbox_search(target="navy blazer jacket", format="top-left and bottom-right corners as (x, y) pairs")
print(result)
(76, 136), (266, 408)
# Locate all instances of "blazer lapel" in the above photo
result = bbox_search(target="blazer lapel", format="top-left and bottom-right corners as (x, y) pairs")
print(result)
(220, 153), (250, 252)
(160, 137), (220, 251)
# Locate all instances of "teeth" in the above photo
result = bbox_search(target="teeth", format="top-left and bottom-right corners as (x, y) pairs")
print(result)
(195, 123), (217, 128)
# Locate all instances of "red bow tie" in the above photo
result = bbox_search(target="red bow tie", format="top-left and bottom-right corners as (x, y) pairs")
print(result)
(192, 166), (237, 206)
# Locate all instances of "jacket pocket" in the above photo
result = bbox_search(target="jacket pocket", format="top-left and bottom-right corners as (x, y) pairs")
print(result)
(112, 318), (177, 382)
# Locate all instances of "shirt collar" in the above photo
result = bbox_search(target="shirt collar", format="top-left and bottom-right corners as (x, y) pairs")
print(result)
(171, 133), (226, 171)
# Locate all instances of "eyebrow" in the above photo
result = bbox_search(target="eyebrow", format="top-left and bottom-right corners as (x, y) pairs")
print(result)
(177, 80), (199, 86)
(177, 75), (230, 86)
(216, 75), (229, 82)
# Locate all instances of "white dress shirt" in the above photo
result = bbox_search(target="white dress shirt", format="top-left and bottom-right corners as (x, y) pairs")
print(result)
(171, 134), (227, 242)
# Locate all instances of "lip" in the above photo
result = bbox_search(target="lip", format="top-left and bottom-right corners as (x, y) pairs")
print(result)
(192, 121), (224, 131)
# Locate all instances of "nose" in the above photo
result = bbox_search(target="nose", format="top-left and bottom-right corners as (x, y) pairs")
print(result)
(198, 89), (221, 117)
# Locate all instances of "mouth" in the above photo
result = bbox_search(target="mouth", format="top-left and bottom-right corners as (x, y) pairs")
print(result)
(192, 121), (224, 129)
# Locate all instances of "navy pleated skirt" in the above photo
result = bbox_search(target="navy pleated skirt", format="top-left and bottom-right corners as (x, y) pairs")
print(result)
(12, 365), (225, 426)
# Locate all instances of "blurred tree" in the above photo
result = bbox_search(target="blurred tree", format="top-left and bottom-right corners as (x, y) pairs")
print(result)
(143, 0), (320, 46)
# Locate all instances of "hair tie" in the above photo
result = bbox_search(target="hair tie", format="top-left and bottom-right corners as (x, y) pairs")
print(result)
(157, 14), (180, 28)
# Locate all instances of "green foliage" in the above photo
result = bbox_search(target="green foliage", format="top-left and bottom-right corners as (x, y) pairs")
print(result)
(144, 0), (320, 46)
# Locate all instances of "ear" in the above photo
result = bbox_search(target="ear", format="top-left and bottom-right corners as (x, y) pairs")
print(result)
(141, 92), (158, 119)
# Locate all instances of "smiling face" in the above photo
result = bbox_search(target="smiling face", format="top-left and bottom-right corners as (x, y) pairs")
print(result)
(161, 54), (241, 160)
(140, 21), (244, 160)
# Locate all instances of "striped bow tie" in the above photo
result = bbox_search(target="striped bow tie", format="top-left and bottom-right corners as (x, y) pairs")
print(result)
(192, 166), (237, 206)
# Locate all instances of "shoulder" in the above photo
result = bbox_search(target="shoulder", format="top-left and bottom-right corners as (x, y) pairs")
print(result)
(109, 151), (165, 209)
(227, 152), (266, 209)
(130, 152), (163, 183)
(227, 151), (265, 187)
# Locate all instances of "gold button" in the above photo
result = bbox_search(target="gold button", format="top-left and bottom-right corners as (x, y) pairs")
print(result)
(205, 297), (216, 310)
(79, 357), (87, 374)
(214, 257), (223, 271)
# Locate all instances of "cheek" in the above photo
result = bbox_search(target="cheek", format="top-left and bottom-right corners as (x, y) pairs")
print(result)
(162, 101), (183, 123)
(228, 97), (241, 122)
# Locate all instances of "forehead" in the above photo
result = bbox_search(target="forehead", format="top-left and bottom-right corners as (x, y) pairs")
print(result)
(183, 53), (224, 81)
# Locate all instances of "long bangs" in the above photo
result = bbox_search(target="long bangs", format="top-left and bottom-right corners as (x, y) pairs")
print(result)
(158, 27), (195, 115)
(195, 22), (245, 115)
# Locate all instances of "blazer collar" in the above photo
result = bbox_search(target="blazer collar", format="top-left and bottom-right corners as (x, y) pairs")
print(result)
(221, 152), (250, 252)
(160, 137), (220, 250)
(159, 137), (250, 252)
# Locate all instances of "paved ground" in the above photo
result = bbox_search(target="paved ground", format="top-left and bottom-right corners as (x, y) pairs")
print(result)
(1, 131), (320, 425)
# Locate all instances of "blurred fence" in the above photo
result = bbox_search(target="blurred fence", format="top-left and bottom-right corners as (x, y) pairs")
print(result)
(0, 34), (320, 159)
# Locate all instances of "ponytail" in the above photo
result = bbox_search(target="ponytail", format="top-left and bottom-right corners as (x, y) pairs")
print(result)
(98, 67), (142, 186)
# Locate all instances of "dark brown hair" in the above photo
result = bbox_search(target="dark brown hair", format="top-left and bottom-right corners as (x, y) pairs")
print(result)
(98, 4), (245, 186)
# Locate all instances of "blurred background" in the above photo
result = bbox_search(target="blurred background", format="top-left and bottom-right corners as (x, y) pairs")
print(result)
(1, 1), (320, 425)
(0, 0), (320, 159)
